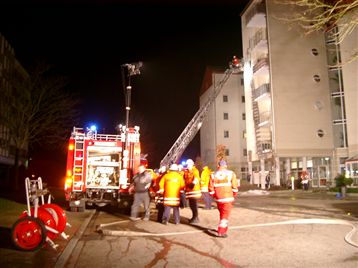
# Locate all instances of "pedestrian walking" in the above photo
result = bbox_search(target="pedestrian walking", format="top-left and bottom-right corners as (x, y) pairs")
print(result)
(158, 164), (185, 225)
(200, 165), (213, 209)
(265, 173), (271, 190)
(129, 164), (152, 221)
(301, 171), (309, 191)
(209, 160), (238, 238)
(183, 159), (202, 224)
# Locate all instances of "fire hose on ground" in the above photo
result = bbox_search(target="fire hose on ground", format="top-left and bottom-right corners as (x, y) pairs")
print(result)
(96, 218), (358, 248)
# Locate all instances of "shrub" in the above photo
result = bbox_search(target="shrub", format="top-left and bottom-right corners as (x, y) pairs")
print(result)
(334, 174), (353, 187)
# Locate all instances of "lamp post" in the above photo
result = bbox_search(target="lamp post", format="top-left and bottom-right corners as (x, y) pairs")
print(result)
(121, 62), (143, 129)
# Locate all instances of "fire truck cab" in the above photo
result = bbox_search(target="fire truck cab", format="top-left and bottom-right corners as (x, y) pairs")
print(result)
(64, 126), (142, 212)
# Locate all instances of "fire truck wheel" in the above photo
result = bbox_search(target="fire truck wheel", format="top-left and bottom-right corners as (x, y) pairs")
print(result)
(78, 207), (85, 212)
(11, 216), (47, 251)
(85, 202), (95, 209)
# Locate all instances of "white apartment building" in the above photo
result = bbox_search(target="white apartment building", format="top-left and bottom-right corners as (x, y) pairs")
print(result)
(200, 67), (247, 178)
(241, 0), (358, 187)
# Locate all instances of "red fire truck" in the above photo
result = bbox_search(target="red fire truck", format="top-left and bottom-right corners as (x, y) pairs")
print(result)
(64, 125), (143, 211)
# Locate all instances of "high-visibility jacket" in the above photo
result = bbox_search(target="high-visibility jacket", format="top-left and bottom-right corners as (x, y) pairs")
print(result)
(184, 166), (202, 199)
(153, 172), (165, 204)
(158, 171), (185, 206)
(209, 169), (238, 203)
(200, 166), (211, 192)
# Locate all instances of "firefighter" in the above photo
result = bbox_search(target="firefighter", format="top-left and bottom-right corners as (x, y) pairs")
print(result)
(184, 159), (201, 224)
(129, 164), (152, 221)
(200, 165), (213, 210)
(154, 166), (166, 222)
(158, 164), (185, 225)
(209, 160), (238, 238)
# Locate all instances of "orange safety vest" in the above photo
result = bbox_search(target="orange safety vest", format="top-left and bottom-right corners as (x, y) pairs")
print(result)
(184, 167), (202, 199)
(200, 166), (211, 192)
(158, 171), (185, 206)
(209, 169), (238, 203)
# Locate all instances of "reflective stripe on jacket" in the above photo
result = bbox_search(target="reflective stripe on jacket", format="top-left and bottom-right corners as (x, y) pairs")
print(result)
(200, 166), (211, 192)
(184, 167), (202, 199)
(159, 171), (185, 206)
(209, 169), (238, 203)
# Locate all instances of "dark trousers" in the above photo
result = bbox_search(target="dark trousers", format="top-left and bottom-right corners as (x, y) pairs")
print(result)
(162, 206), (180, 224)
(156, 203), (164, 222)
(188, 198), (198, 219)
(202, 192), (212, 209)
(180, 192), (187, 208)
(131, 192), (150, 219)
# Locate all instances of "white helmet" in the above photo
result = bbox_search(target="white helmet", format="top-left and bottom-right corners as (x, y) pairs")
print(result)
(169, 164), (179, 171)
(186, 159), (194, 166)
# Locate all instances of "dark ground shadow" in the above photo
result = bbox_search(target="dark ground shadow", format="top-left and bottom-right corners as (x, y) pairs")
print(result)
(331, 202), (358, 218)
(0, 226), (15, 250)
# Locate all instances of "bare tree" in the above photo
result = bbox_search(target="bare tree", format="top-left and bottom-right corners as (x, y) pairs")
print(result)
(276, 0), (358, 64)
(216, 144), (227, 165)
(0, 63), (79, 189)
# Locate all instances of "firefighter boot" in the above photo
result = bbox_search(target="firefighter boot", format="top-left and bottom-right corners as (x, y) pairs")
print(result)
(217, 226), (228, 238)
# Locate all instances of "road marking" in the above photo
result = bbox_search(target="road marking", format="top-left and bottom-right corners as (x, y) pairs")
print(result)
(98, 218), (358, 248)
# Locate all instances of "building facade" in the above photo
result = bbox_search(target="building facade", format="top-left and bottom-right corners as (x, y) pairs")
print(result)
(241, 0), (358, 187)
(0, 33), (28, 185)
(199, 67), (247, 179)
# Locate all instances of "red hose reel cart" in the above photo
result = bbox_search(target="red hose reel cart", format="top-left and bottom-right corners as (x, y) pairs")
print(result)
(11, 177), (71, 251)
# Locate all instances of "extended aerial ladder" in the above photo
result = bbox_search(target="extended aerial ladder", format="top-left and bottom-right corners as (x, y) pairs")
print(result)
(160, 56), (244, 168)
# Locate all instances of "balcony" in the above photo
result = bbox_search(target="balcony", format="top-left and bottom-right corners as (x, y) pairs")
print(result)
(253, 57), (269, 75)
(256, 126), (271, 140)
(252, 83), (270, 101)
(257, 140), (272, 154)
(249, 28), (267, 52)
(245, 1), (266, 28)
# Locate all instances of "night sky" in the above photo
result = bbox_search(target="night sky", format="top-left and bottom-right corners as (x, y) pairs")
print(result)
(1, 0), (249, 170)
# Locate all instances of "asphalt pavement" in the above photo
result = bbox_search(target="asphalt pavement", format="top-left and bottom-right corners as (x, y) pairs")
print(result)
(63, 190), (358, 267)
(1, 189), (358, 268)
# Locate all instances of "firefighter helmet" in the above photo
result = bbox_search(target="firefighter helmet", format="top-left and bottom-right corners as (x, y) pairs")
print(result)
(186, 159), (194, 166)
(169, 164), (179, 171)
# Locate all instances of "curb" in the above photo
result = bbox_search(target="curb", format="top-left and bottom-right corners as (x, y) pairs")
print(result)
(54, 209), (96, 268)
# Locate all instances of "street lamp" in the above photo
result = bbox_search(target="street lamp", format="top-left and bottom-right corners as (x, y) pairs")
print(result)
(121, 61), (143, 129)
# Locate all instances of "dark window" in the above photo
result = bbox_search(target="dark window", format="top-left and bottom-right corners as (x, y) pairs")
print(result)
(311, 48), (319, 56)
(317, 129), (324, 137)
(313, 75), (321, 82)
(224, 113), (229, 120)
(242, 113), (246, 120)
(224, 130), (229, 138)
(243, 149), (247, 157)
(241, 78), (244, 85)
(241, 96), (245, 103)
(225, 149), (230, 156)
(223, 95), (228, 102)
